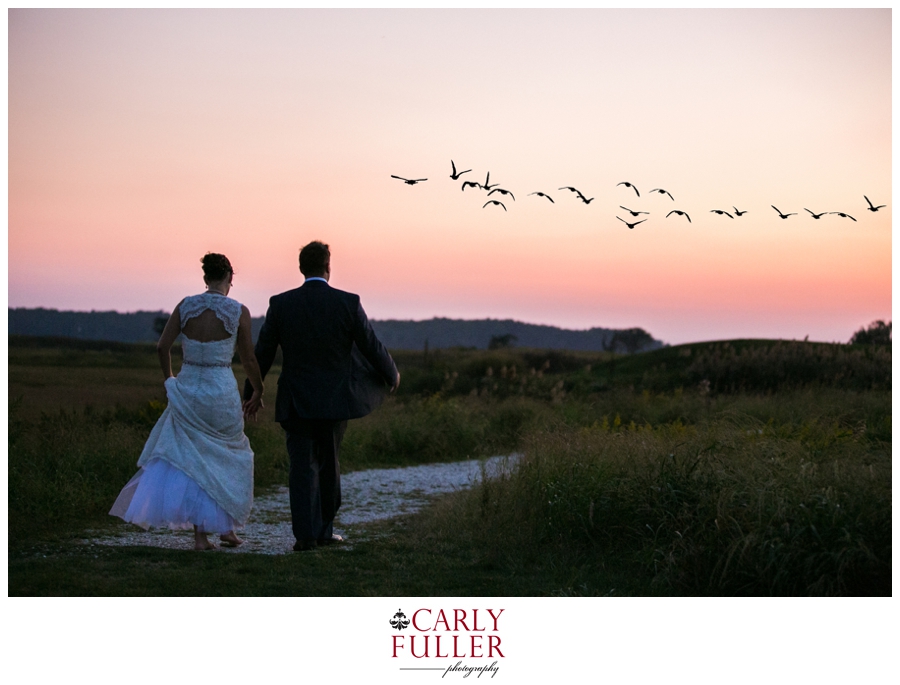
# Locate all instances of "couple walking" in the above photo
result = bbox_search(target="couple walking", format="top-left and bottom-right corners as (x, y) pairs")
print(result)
(110, 241), (400, 551)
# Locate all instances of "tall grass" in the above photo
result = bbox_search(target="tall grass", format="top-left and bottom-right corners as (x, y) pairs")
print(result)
(685, 340), (891, 393)
(8, 399), (162, 540)
(339, 395), (546, 469)
(441, 411), (891, 595)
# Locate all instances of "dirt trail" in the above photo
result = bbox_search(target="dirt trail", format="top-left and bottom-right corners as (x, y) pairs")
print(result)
(87, 455), (516, 554)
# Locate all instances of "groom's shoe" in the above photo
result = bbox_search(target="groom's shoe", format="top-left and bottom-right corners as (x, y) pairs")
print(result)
(293, 539), (317, 552)
(317, 534), (344, 546)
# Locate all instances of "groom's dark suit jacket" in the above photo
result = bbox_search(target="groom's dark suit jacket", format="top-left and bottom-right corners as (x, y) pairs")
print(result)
(250, 279), (399, 422)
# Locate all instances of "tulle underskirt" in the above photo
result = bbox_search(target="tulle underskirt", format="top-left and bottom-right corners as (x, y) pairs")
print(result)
(110, 458), (239, 533)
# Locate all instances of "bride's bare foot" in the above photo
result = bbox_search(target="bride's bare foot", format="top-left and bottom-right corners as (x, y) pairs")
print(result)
(219, 531), (243, 547)
(194, 526), (216, 551)
(194, 537), (216, 551)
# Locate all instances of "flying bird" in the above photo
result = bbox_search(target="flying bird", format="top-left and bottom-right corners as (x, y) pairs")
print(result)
(461, 180), (482, 191)
(391, 175), (427, 185)
(449, 160), (471, 180)
(620, 206), (648, 217)
(829, 212), (857, 222)
(733, 207), (748, 216)
(666, 210), (691, 223)
(483, 200), (507, 211)
(576, 192), (595, 204)
(864, 196), (886, 212)
(710, 210), (734, 218)
(482, 172), (499, 191)
(617, 216), (647, 229)
(771, 206), (796, 219)
(617, 182), (640, 197)
(488, 188), (516, 201)
(650, 188), (675, 201)
(529, 192), (554, 203)
(805, 209), (827, 219)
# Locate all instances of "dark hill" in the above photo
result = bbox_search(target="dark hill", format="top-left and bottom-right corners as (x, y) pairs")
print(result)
(8, 308), (665, 353)
(370, 317), (664, 352)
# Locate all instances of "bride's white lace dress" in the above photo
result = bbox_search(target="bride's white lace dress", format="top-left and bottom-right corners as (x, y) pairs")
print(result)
(110, 293), (254, 533)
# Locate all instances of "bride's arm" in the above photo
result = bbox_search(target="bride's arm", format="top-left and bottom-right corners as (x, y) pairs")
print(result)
(157, 303), (183, 381)
(237, 305), (265, 418)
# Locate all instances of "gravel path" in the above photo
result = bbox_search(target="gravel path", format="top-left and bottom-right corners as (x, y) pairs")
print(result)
(86, 455), (517, 555)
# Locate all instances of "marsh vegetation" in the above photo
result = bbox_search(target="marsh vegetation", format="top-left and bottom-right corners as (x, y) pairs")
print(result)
(8, 335), (891, 595)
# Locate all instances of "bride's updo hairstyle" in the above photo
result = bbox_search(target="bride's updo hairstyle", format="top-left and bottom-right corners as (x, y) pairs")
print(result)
(201, 253), (233, 281)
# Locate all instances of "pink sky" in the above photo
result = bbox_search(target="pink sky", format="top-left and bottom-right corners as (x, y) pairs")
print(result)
(8, 9), (891, 345)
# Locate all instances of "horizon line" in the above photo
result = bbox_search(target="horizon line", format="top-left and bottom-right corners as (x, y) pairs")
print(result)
(7, 306), (655, 334)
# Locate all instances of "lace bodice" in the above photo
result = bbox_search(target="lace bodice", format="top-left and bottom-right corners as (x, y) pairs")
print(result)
(180, 293), (242, 335)
(179, 293), (242, 367)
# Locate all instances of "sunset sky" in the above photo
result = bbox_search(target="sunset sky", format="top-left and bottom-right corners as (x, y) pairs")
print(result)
(8, 9), (892, 345)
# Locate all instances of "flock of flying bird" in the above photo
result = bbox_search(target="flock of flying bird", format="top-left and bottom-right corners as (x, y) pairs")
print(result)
(390, 161), (887, 228)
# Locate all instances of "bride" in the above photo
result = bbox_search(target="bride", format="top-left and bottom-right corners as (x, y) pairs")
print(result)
(110, 253), (265, 550)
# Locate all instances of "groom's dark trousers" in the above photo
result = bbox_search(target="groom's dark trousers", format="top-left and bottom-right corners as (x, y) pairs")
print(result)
(282, 416), (347, 542)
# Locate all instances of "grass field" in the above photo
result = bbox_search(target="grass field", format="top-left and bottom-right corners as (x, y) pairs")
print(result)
(7, 335), (891, 596)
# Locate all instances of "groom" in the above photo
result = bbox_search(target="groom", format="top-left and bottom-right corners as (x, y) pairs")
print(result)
(246, 240), (400, 551)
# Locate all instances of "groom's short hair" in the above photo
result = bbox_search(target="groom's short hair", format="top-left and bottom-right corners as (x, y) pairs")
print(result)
(299, 241), (330, 276)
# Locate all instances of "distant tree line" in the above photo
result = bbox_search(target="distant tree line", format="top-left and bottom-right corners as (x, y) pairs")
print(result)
(849, 320), (891, 346)
(9, 309), (666, 352)
(11, 308), (890, 353)
(8, 308), (169, 344)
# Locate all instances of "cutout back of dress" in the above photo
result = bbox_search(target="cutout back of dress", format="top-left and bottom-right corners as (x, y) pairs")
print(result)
(179, 293), (242, 340)
(178, 294), (243, 368)
(182, 309), (231, 342)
